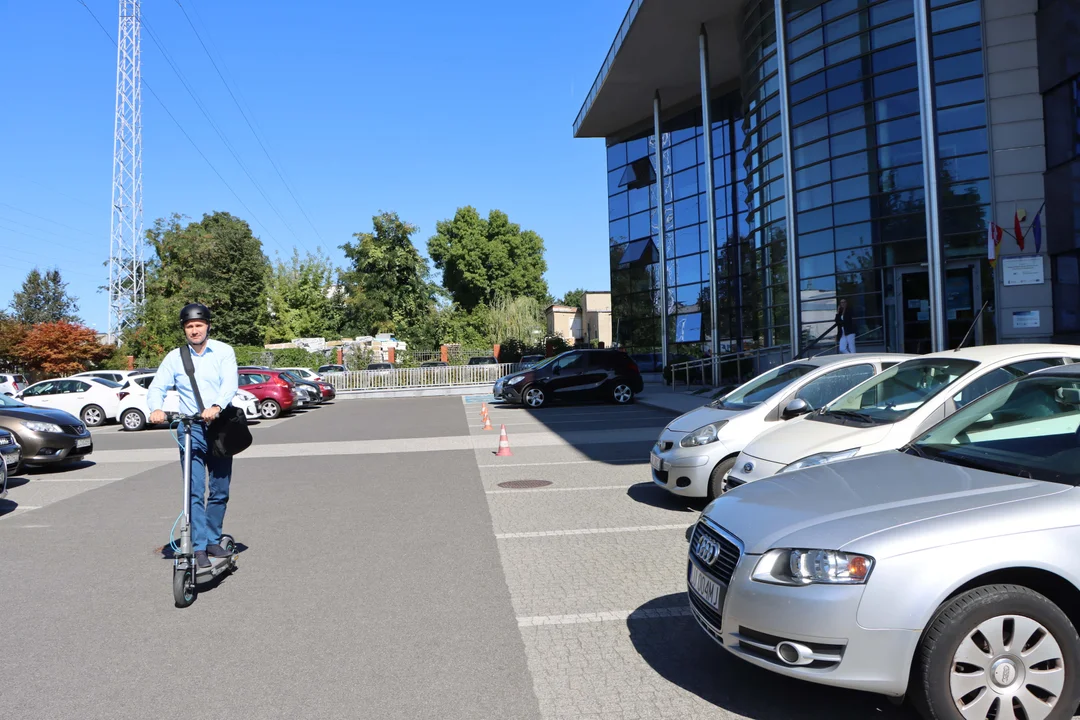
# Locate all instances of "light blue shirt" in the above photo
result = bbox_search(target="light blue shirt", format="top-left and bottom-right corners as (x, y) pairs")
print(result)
(148, 339), (239, 415)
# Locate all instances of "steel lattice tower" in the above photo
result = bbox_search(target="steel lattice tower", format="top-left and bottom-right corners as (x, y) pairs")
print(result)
(108, 0), (143, 340)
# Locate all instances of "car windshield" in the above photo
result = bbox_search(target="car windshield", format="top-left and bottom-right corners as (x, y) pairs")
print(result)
(709, 363), (815, 411)
(0, 393), (26, 407)
(527, 354), (562, 370)
(89, 377), (123, 388)
(813, 357), (978, 426)
(911, 374), (1080, 485)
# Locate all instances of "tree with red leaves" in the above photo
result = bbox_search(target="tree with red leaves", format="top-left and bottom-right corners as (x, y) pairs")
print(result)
(16, 322), (113, 376)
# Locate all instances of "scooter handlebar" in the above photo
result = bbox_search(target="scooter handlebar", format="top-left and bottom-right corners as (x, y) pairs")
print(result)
(165, 412), (205, 424)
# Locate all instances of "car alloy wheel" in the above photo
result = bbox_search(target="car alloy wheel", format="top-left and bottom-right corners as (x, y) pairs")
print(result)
(613, 383), (633, 404)
(524, 387), (545, 408)
(122, 409), (146, 431)
(915, 584), (1080, 720)
(81, 405), (105, 427)
(260, 399), (281, 419)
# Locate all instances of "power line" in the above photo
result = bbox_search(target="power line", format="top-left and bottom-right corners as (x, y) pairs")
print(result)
(139, 11), (305, 256)
(0, 203), (98, 238)
(0, 215), (98, 255)
(174, 0), (328, 248)
(75, 0), (291, 258)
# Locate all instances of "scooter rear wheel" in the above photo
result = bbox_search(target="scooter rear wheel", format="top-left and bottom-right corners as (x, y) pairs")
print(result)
(220, 535), (235, 553)
(173, 567), (196, 608)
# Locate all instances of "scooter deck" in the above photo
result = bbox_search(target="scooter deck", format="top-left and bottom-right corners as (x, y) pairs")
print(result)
(193, 554), (238, 583)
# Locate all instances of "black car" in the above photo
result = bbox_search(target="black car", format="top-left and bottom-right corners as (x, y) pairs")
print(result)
(1, 428), (20, 496)
(494, 349), (643, 407)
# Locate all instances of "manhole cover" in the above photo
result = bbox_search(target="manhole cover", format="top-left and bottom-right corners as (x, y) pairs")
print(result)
(497, 480), (553, 489)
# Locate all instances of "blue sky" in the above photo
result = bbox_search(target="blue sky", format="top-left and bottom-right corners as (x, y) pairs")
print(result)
(0, 0), (624, 333)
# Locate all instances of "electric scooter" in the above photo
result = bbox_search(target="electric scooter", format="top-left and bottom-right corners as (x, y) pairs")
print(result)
(170, 413), (238, 608)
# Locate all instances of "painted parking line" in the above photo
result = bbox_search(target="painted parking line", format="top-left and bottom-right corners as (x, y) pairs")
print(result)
(477, 460), (646, 468)
(517, 605), (693, 627)
(28, 477), (125, 483)
(485, 484), (635, 495)
(495, 523), (689, 539)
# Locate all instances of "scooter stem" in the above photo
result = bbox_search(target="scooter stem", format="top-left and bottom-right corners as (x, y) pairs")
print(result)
(180, 419), (193, 557)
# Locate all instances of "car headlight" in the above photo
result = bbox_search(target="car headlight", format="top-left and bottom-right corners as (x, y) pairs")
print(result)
(680, 420), (728, 448)
(236, 390), (255, 401)
(0, 435), (11, 446)
(507, 376), (524, 386)
(25, 421), (63, 434)
(752, 548), (874, 585)
(780, 448), (859, 473)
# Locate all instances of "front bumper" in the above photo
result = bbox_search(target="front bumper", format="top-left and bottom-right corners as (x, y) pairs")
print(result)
(649, 431), (720, 497)
(1, 442), (21, 471)
(17, 430), (93, 465)
(723, 452), (786, 490)
(688, 521), (918, 697)
(500, 383), (525, 403)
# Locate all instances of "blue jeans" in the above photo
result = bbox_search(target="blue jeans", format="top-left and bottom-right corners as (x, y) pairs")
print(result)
(178, 422), (233, 552)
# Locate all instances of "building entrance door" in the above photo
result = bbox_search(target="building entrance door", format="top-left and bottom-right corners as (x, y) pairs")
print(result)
(895, 262), (982, 354)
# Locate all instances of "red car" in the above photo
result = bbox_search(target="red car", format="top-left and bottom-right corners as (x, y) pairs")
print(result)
(316, 380), (336, 401)
(238, 369), (298, 419)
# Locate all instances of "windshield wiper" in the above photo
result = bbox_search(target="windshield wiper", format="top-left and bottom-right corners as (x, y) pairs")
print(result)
(903, 443), (930, 459)
(824, 409), (877, 424)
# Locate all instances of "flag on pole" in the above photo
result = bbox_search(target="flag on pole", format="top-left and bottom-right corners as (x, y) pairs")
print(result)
(1032, 211), (1042, 253)
(988, 222), (1003, 267)
(1014, 208), (1026, 251)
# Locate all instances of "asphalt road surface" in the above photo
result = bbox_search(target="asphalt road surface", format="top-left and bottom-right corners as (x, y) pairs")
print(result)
(1, 396), (924, 719)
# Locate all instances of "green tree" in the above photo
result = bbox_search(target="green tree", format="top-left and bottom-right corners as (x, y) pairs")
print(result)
(265, 249), (343, 343)
(488, 294), (544, 344)
(428, 206), (549, 310)
(10, 268), (80, 324)
(559, 288), (586, 309)
(339, 211), (436, 340)
(128, 212), (270, 359)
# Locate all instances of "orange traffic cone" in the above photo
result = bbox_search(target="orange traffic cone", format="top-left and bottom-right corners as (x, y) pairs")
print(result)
(482, 414), (493, 430)
(495, 424), (512, 456)
(481, 402), (489, 415)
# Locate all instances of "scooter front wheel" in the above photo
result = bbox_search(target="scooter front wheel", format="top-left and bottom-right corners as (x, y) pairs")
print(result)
(220, 534), (235, 553)
(173, 567), (196, 608)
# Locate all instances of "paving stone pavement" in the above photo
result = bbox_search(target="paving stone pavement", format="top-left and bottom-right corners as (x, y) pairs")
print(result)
(467, 397), (919, 720)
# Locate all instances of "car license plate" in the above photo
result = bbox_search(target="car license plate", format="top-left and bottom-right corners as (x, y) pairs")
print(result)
(650, 452), (664, 471)
(690, 564), (723, 611)
(76, 437), (92, 448)
(7, 449), (19, 466)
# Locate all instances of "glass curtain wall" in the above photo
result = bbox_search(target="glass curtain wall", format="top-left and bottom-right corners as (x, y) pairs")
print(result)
(741, 0), (791, 352)
(782, 0), (992, 353)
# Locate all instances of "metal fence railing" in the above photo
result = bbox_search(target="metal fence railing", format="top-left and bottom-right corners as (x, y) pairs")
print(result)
(324, 363), (520, 392)
(668, 346), (793, 392)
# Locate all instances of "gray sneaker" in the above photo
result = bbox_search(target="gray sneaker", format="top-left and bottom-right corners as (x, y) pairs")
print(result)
(195, 550), (211, 569)
(206, 543), (230, 558)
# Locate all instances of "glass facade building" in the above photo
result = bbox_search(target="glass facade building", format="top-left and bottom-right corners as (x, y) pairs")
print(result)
(581, 0), (1067, 367)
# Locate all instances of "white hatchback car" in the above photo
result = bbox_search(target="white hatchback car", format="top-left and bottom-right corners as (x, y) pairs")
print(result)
(651, 353), (913, 498)
(275, 367), (322, 382)
(116, 373), (260, 431)
(0, 372), (29, 396)
(16, 377), (122, 427)
(726, 343), (1080, 489)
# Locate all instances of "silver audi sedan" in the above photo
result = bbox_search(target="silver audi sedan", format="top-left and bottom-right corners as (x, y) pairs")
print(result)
(689, 363), (1080, 720)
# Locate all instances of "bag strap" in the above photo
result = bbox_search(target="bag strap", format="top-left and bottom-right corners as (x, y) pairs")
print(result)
(179, 345), (206, 412)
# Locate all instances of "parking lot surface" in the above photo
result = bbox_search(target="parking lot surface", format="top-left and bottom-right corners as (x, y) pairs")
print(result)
(1, 396), (920, 719)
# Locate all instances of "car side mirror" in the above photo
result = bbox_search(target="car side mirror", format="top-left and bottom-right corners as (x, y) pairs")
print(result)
(552, 365), (561, 375)
(783, 398), (811, 419)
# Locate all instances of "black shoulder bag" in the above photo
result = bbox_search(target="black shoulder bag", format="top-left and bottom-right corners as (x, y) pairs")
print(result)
(179, 346), (253, 458)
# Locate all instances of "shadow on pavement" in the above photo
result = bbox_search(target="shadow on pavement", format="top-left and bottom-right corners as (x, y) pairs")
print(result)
(0, 498), (19, 517)
(5, 476), (30, 490)
(628, 593), (916, 720)
(626, 482), (706, 514)
(486, 399), (673, 466)
(26, 460), (96, 474)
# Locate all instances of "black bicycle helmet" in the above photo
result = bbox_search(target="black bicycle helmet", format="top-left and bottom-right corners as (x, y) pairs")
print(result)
(179, 302), (212, 326)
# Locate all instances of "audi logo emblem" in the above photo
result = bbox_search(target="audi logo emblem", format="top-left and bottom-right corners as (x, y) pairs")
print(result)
(693, 535), (722, 566)
(742, 462), (754, 474)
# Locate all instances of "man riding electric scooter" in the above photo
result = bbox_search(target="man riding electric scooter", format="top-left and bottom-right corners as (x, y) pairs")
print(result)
(148, 303), (239, 570)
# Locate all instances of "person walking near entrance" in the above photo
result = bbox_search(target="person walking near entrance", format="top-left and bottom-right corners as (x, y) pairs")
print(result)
(836, 298), (857, 353)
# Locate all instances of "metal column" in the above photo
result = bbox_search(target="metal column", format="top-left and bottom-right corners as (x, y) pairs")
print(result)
(654, 92), (669, 367)
(772, 0), (800, 357)
(699, 26), (720, 359)
(914, 0), (947, 351)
